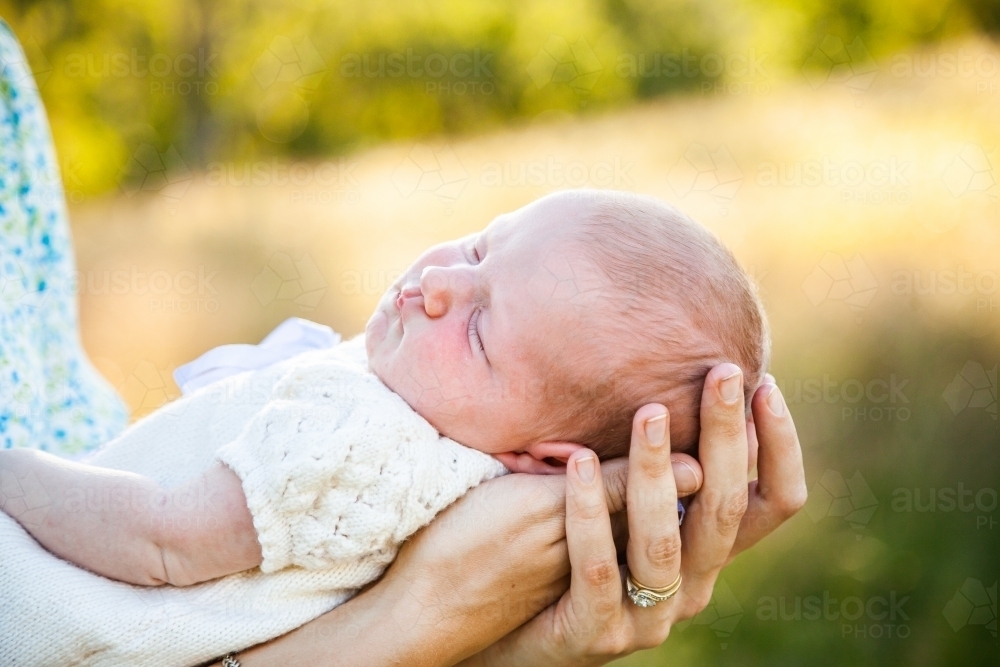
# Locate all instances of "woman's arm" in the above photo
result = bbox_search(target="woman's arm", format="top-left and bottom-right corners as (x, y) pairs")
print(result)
(210, 454), (702, 667)
(0, 450), (261, 585)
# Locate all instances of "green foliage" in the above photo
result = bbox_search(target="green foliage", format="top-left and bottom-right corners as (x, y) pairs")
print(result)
(1, 0), (995, 196)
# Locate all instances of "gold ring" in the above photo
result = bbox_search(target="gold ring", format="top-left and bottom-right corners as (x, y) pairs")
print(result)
(626, 570), (682, 608)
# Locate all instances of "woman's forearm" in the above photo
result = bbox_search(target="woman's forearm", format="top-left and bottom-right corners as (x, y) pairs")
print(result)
(229, 472), (578, 667)
(232, 572), (475, 667)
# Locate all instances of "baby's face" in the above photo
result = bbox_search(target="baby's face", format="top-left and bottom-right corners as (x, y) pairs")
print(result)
(366, 194), (606, 454)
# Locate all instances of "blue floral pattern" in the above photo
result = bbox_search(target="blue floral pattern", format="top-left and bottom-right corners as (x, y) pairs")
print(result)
(0, 20), (128, 456)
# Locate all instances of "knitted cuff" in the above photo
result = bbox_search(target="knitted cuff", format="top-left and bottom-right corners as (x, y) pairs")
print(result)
(215, 442), (294, 573)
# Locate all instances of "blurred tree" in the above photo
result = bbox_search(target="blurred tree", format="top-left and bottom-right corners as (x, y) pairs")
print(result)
(0, 0), (996, 196)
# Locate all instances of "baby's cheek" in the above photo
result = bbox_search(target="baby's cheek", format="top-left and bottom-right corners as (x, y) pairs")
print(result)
(416, 319), (468, 367)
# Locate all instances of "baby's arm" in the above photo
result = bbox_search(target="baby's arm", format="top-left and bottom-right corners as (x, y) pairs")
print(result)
(0, 449), (262, 586)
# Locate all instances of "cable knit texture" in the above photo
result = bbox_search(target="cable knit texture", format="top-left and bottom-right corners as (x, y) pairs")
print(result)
(0, 335), (508, 666)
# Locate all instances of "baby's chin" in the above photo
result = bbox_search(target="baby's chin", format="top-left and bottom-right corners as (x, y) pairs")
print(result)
(364, 311), (389, 371)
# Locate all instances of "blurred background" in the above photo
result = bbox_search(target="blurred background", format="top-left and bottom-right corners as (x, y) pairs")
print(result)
(1, 0), (997, 663)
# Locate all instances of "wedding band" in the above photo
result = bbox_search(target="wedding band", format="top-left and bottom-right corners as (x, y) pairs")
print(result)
(626, 570), (682, 608)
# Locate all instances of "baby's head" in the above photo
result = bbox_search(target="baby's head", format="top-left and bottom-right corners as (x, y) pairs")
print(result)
(366, 189), (768, 470)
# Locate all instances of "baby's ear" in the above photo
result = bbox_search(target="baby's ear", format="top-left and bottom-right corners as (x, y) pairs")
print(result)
(494, 441), (588, 474)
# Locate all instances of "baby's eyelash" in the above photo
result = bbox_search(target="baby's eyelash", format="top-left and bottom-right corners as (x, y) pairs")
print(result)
(468, 309), (485, 352)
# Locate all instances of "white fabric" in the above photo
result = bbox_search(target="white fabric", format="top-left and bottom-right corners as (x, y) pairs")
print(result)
(0, 335), (508, 666)
(173, 317), (341, 394)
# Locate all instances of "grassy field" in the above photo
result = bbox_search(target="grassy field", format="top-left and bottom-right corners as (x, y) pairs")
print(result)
(69, 37), (999, 666)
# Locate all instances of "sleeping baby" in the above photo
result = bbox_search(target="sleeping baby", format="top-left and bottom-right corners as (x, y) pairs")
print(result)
(0, 189), (768, 666)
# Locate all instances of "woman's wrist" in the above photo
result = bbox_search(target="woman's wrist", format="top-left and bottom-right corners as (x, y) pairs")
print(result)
(233, 565), (471, 667)
(456, 626), (597, 667)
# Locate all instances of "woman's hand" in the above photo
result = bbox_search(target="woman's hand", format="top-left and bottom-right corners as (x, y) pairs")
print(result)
(226, 451), (702, 667)
(462, 364), (807, 666)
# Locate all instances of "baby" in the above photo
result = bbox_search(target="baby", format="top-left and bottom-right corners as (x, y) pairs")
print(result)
(0, 189), (767, 666)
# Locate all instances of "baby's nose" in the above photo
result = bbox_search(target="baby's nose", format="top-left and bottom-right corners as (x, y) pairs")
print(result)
(420, 265), (474, 317)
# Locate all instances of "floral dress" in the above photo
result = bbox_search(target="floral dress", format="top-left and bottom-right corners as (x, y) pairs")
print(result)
(0, 19), (128, 455)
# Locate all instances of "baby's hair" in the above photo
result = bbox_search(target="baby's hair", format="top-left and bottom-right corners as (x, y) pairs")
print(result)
(545, 189), (770, 459)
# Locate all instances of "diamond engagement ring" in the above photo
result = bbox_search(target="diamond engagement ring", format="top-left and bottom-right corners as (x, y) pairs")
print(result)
(626, 570), (682, 608)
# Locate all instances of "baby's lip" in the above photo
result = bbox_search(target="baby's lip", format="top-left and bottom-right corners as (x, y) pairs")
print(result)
(396, 284), (422, 311)
(390, 290), (404, 331)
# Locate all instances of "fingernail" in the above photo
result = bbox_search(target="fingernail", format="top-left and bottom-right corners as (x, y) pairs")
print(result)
(673, 459), (699, 492)
(576, 456), (595, 483)
(719, 370), (742, 405)
(766, 384), (785, 416)
(644, 413), (667, 447)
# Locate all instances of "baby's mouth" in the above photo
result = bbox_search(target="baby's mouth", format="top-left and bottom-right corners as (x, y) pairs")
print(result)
(391, 289), (405, 331)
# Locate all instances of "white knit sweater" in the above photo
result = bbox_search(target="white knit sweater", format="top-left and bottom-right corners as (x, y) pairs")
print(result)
(0, 336), (508, 666)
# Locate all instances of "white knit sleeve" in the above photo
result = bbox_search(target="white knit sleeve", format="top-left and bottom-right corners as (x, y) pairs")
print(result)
(214, 359), (507, 574)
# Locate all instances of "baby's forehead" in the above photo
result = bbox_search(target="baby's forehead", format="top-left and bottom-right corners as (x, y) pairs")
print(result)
(488, 191), (597, 236)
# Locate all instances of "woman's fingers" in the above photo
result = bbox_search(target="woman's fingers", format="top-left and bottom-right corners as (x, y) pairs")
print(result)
(730, 383), (808, 558)
(746, 414), (760, 473)
(672, 453), (703, 498)
(565, 450), (623, 632)
(625, 404), (682, 591)
(680, 364), (750, 605)
(600, 453), (703, 517)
